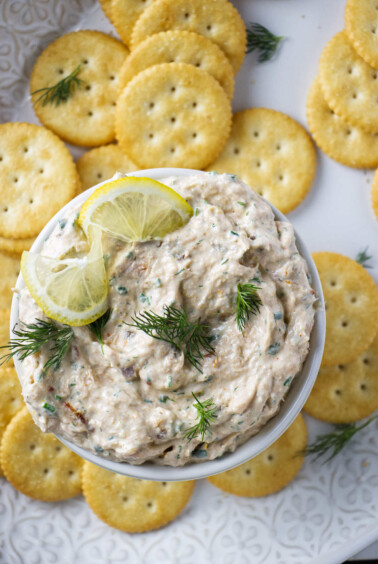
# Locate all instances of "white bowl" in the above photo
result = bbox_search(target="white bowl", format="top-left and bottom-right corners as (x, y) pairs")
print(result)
(11, 168), (325, 482)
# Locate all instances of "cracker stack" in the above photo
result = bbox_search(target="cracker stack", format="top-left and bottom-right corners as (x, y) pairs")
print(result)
(304, 252), (378, 424)
(25, 0), (317, 213)
(306, 0), (378, 217)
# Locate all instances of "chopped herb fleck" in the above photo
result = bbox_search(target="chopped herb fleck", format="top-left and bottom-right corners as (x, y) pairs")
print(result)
(138, 293), (151, 306)
(58, 219), (66, 229)
(194, 208), (200, 216)
(159, 394), (174, 403)
(175, 268), (185, 276)
(237, 201), (246, 207)
(221, 258), (229, 265)
(94, 445), (104, 453)
(55, 395), (62, 401)
(283, 377), (292, 386)
(87, 308), (112, 354)
(117, 286), (128, 295)
(42, 402), (55, 413)
(192, 449), (208, 458)
(274, 312), (282, 321)
(156, 278), (162, 287)
(230, 230), (239, 237)
(268, 343), (280, 355)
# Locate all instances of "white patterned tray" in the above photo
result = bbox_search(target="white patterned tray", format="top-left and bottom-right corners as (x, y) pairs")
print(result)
(1, 1), (378, 563)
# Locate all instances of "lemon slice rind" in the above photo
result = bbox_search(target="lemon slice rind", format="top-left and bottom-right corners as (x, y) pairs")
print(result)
(21, 232), (108, 327)
(79, 176), (193, 242)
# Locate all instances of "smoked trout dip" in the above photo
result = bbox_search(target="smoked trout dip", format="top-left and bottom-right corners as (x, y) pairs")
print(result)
(18, 173), (316, 466)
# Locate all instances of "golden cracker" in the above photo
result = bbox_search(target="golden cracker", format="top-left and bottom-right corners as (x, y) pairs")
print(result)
(0, 123), (79, 238)
(313, 252), (378, 366)
(99, 0), (113, 21)
(76, 145), (138, 192)
(372, 168), (378, 221)
(345, 0), (378, 70)
(208, 108), (316, 214)
(307, 78), (378, 168)
(0, 407), (83, 501)
(115, 62), (232, 169)
(0, 367), (24, 477)
(0, 253), (20, 309)
(0, 310), (12, 368)
(30, 31), (129, 147)
(304, 332), (378, 423)
(319, 31), (378, 134)
(112, 0), (155, 47)
(208, 414), (307, 497)
(130, 0), (246, 73)
(118, 31), (234, 99)
(82, 462), (195, 532)
(0, 235), (34, 256)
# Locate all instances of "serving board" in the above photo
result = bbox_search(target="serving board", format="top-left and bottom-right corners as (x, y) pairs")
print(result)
(1, 1), (378, 563)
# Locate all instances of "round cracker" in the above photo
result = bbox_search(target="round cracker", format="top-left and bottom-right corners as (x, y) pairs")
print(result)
(0, 123), (79, 238)
(307, 78), (378, 168)
(112, 0), (155, 47)
(118, 31), (234, 99)
(76, 145), (138, 192)
(0, 253), (20, 309)
(313, 252), (378, 366)
(0, 235), (34, 256)
(30, 31), (129, 147)
(0, 407), (83, 500)
(207, 414), (307, 497)
(208, 108), (316, 214)
(0, 366), (24, 477)
(82, 462), (195, 532)
(319, 31), (378, 134)
(115, 62), (232, 169)
(345, 0), (378, 70)
(0, 309), (12, 367)
(372, 168), (378, 220)
(130, 0), (246, 73)
(99, 0), (113, 21)
(304, 333), (378, 423)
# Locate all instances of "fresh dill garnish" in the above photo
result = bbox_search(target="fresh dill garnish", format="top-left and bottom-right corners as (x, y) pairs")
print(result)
(302, 417), (378, 463)
(184, 393), (218, 441)
(87, 309), (112, 354)
(0, 319), (74, 371)
(236, 282), (262, 332)
(31, 64), (84, 107)
(126, 305), (214, 372)
(355, 246), (373, 269)
(246, 23), (284, 63)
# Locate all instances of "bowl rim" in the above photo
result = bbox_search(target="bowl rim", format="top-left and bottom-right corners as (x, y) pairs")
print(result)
(11, 167), (325, 481)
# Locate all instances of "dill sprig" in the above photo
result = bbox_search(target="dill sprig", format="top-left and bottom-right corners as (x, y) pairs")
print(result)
(0, 319), (74, 372)
(246, 23), (284, 63)
(184, 393), (218, 442)
(356, 246), (373, 269)
(126, 305), (214, 372)
(31, 64), (84, 107)
(88, 309), (112, 354)
(236, 282), (262, 332)
(302, 417), (378, 463)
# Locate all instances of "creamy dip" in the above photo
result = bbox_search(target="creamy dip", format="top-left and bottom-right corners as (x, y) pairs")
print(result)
(18, 173), (316, 466)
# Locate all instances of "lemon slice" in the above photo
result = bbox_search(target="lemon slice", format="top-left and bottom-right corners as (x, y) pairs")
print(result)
(21, 230), (108, 326)
(79, 176), (193, 242)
